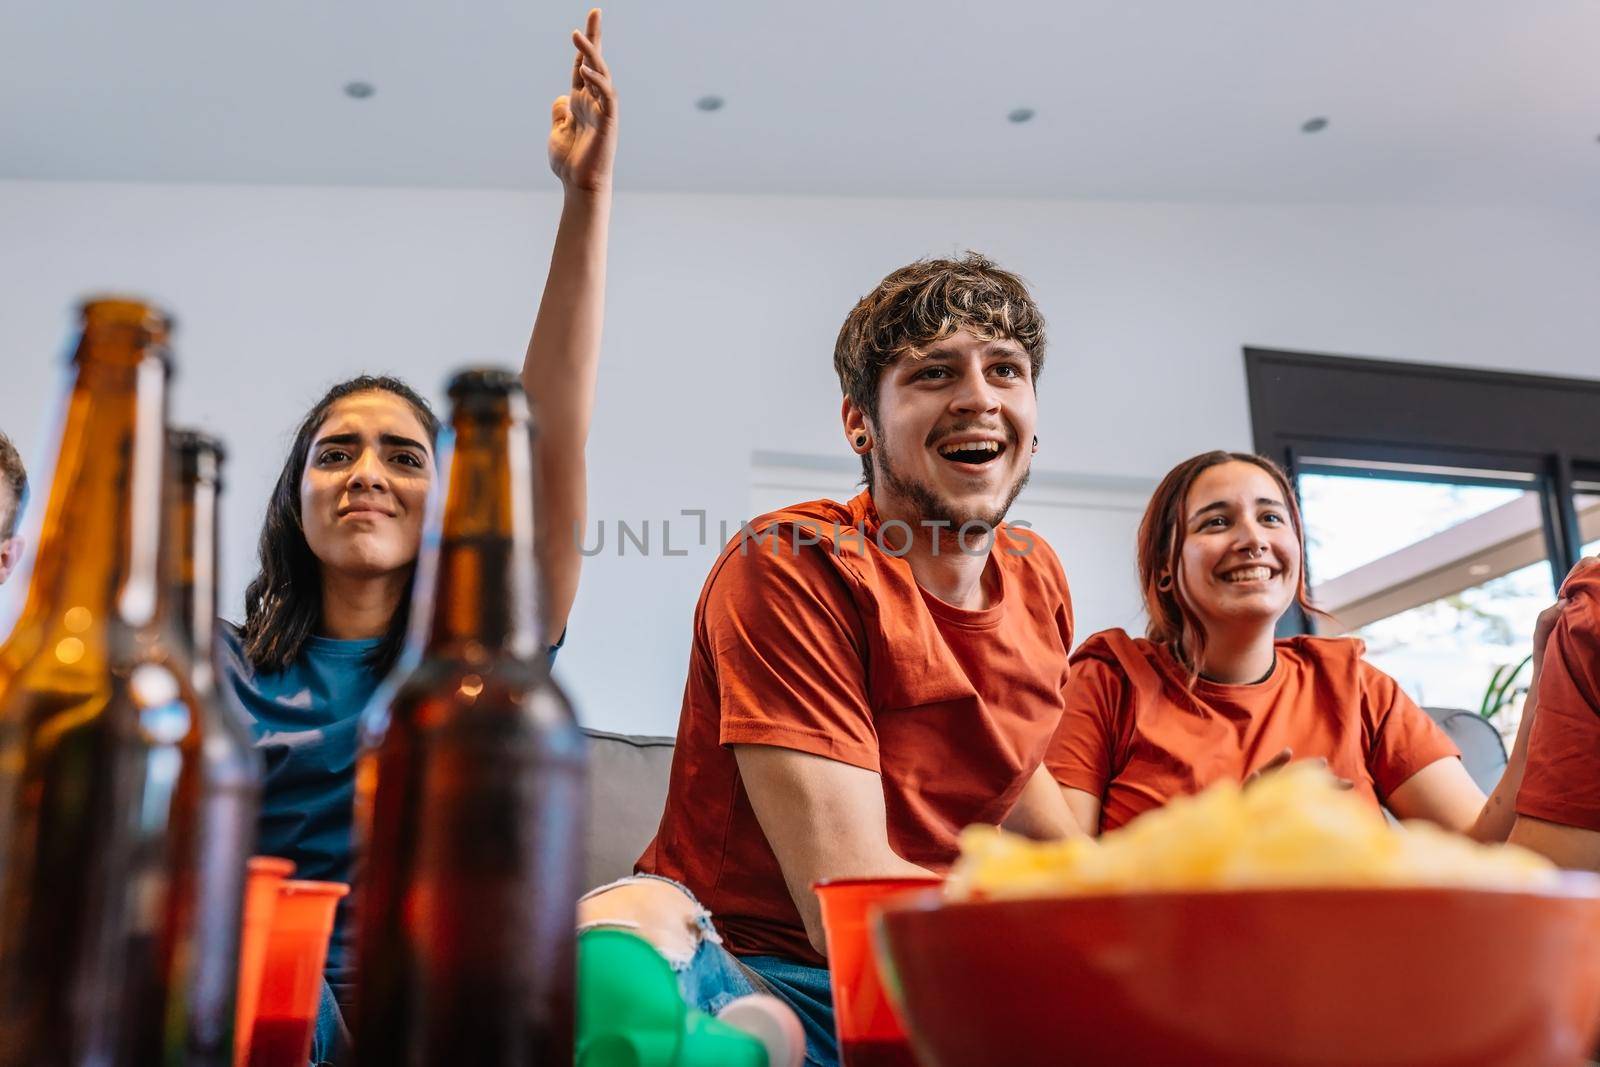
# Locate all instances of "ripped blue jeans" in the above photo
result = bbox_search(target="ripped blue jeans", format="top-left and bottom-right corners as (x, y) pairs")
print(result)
(579, 874), (838, 1067)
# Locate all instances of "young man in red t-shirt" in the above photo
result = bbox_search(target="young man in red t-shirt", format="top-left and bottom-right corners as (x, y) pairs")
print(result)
(1511, 557), (1600, 868)
(581, 254), (1078, 1065)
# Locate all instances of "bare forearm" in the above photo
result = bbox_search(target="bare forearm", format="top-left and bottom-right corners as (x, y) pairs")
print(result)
(770, 793), (932, 958)
(788, 849), (931, 959)
(525, 188), (610, 639)
(1510, 815), (1600, 871)
(1472, 761), (1524, 843)
(525, 188), (609, 442)
(735, 745), (933, 958)
(1003, 765), (1086, 840)
(1473, 673), (1540, 843)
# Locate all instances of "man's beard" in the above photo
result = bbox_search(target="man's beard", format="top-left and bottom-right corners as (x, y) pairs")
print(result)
(877, 436), (1031, 537)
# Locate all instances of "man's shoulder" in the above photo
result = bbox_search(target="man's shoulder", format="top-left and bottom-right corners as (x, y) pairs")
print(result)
(742, 495), (860, 537)
(995, 521), (1066, 582)
(695, 497), (868, 624)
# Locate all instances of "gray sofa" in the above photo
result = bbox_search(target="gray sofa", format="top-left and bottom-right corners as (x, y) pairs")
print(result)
(579, 708), (1508, 891)
(1422, 706), (1508, 794)
(582, 729), (677, 890)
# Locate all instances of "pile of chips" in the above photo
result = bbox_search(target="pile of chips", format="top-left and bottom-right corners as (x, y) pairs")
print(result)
(947, 764), (1558, 902)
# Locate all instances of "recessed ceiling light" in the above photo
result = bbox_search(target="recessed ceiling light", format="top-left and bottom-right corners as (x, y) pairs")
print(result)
(344, 81), (375, 100)
(1468, 563), (1493, 577)
(695, 95), (725, 112)
(1007, 107), (1036, 124)
(1301, 116), (1329, 134)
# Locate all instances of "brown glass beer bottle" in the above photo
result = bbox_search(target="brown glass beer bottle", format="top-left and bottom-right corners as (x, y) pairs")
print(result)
(167, 429), (261, 1065)
(349, 367), (586, 1066)
(0, 299), (206, 1065)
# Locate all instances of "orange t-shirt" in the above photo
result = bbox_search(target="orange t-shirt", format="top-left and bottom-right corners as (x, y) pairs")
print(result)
(635, 491), (1074, 965)
(1045, 629), (1460, 833)
(1516, 569), (1600, 831)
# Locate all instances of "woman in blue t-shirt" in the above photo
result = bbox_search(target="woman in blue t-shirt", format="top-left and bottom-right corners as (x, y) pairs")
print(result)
(220, 11), (618, 1060)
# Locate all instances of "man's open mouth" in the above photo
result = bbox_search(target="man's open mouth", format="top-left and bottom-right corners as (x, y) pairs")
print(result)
(935, 439), (1007, 466)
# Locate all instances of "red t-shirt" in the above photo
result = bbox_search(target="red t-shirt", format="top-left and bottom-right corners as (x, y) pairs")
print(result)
(1045, 629), (1460, 833)
(636, 491), (1075, 964)
(1516, 569), (1600, 831)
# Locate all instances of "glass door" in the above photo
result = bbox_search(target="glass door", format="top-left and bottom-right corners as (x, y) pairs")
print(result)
(1296, 460), (1558, 743)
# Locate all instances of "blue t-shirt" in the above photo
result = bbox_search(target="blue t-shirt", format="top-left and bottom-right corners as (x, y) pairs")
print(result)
(218, 624), (563, 1009)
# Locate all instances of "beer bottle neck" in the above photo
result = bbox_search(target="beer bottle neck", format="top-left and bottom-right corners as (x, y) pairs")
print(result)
(168, 438), (222, 691)
(16, 302), (171, 651)
(426, 395), (542, 660)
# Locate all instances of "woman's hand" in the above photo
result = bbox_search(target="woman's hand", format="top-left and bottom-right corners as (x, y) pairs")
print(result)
(1531, 596), (1569, 676)
(548, 9), (618, 196)
(1243, 747), (1353, 790)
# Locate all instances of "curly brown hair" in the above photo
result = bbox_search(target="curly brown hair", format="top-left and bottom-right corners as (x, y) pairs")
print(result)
(833, 253), (1046, 488)
(0, 430), (26, 541)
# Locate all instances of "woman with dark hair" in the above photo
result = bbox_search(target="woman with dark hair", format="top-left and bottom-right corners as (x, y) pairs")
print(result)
(219, 10), (618, 1059)
(1044, 450), (1553, 842)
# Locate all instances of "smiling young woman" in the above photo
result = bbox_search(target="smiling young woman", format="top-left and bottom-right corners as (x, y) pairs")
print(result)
(1045, 450), (1554, 844)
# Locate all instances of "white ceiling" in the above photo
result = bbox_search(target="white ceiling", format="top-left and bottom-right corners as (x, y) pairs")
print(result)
(3, 0), (1598, 206)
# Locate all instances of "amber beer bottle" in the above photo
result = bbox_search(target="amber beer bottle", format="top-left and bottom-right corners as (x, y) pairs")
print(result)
(167, 430), (261, 1064)
(0, 300), (206, 1065)
(350, 368), (587, 1065)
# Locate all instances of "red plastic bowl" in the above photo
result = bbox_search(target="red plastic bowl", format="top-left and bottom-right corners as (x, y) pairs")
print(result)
(875, 879), (1600, 1067)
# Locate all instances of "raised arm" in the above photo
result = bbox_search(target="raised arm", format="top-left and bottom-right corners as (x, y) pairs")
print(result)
(526, 7), (617, 642)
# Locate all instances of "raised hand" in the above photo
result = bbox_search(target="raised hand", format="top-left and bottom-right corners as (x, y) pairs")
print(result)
(548, 8), (618, 195)
(1531, 557), (1600, 673)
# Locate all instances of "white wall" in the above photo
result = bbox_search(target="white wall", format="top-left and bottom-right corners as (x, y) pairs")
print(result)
(2, 179), (1597, 734)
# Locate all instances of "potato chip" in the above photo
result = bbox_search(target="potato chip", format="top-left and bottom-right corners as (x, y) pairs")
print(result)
(947, 764), (1557, 902)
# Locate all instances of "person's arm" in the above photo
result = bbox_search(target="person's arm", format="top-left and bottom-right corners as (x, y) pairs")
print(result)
(1003, 763), (1086, 840)
(1388, 596), (1567, 842)
(1509, 560), (1600, 865)
(1059, 786), (1102, 838)
(525, 7), (617, 643)
(735, 745), (934, 958)
(702, 531), (919, 957)
(1044, 650), (1123, 837)
(1386, 757), (1490, 838)
(1509, 817), (1600, 870)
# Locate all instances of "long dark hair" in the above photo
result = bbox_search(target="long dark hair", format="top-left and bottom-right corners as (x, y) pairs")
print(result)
(242, 375), (440, 677)
(1137, 451), (1327, 682)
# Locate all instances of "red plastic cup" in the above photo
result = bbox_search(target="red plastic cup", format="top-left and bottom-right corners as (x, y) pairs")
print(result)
(247, 879), (349, 1067)
(814, 878), (940, 1067)
(234, 857), (295, 1067)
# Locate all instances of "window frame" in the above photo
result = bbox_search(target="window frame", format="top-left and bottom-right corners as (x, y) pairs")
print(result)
(1244, 346), (1600, 631)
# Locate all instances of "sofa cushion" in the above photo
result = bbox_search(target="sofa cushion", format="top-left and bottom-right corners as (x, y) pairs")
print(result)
(1423, 707), (1508, 794)
(582, 728), (676, 892)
